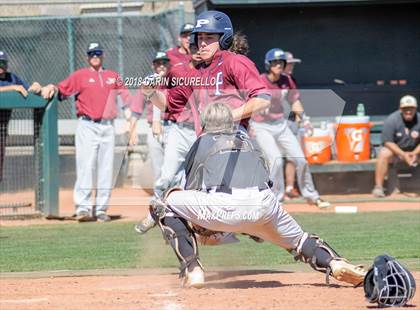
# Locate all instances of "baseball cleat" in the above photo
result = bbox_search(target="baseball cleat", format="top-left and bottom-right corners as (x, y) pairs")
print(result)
(96, 213), (111, 222)
(181, 266), (205, 289)
(315, 198), (331, 209)
(76, 210), (95, 222)
(134, 213), (156, 234)
(285, 188), (300, 199)
(329, 258), (367, 286)
(372, 186), (386, 198)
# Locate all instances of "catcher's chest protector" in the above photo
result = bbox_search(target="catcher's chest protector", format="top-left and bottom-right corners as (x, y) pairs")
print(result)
(203, 133), (270, 190)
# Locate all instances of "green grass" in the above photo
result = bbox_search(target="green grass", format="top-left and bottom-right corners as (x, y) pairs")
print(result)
(0, 211), (419, 273)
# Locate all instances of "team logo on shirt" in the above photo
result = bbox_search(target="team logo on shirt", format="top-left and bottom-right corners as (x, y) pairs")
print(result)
(89, 78), (95, 83)
(411, 130), (419, 139)
(106, 77), (116, 85)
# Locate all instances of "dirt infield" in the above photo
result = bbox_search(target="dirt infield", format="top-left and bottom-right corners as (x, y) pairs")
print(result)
(0, 269), (418, 310)
(1, 188), (419, 226)
(1, 188), (419, 309)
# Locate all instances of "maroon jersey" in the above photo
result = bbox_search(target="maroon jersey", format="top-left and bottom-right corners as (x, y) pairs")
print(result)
(130, 90), (155, 124)
(166, 46), (192, 67)
(130, 63), (197, 125)
(58, 67), (131, 120)
(279, 73), (300, 104)
(252, 73), (301, 122)
(166, 50), (269, 129)
(166, 62), (197, 124)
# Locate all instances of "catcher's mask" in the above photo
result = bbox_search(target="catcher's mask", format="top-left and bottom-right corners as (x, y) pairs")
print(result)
(364, 254), (416, 307)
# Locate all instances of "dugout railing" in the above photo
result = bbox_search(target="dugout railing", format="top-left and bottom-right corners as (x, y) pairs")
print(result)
(0, 91), (58, 218)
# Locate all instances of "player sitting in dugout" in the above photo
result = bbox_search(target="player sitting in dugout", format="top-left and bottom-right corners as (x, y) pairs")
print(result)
(148, 102), (367, 289)
(372, 95), (420, 197)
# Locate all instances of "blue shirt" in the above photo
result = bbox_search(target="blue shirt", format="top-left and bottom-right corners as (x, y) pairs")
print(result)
(0, 72), (29, 90)
(0, 72), (29, 116)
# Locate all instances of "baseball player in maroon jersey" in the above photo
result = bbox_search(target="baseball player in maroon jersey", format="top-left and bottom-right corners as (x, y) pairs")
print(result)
(41, 42), (131, 222)
(127, 51), (172, 186)
(284, 51), (303, 198)
(147, 11), (270, 133)
(135, 38), (203, 234)
(136, 30), (266, 237)
(166, 23), (195, 67)
(251, 48), (330, 208)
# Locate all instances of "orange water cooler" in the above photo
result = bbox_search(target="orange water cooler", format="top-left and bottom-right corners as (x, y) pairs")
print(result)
(303, 136), (331, 164)
(335, 116), (372, 161)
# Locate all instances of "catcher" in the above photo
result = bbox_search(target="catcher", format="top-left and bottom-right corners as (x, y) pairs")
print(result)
(148, 102), (367, 288)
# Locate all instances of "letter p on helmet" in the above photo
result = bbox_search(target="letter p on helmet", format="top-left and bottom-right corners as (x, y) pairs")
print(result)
(195, 19), (210, 28)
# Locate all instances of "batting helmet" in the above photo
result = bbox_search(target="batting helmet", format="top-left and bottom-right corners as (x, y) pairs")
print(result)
(191, 10), (233, 50)
(264, 48), (286, 71)
(364, 254), (416, 307)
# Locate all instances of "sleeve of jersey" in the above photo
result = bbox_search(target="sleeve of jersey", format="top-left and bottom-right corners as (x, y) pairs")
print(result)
(116, 75), (133, 107)
(286, 75), (301, 103)
(129, 89), (145, 115)
(381, 115), (396, 144)
(228, 55), (271, 101)
(57, 71), (80, 100)
(13, 74), (29, 90)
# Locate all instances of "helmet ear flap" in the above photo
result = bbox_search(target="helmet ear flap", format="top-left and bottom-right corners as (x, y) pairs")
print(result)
(264, 60), (270, 72)
(219, 32), (233, 50)
(191, 33), (198, 48)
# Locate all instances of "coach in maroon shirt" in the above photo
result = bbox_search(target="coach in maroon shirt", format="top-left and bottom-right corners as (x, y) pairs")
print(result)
(41, 42), (131, 222)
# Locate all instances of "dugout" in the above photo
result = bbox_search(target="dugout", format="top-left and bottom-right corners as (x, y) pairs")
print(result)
(193, 0), (420, 116)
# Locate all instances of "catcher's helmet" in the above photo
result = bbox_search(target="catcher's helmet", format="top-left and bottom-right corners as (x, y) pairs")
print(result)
(364, 254), (416, 307)
(264, 48), (286, 71)
(191, 10), (233, 50)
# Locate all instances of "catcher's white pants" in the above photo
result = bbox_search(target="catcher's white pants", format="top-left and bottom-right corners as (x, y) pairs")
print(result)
(166, 188), (304, 250)
(153, 123), (196, 198)
(74, 119), (115, 215)
(251, 119), (319, 202)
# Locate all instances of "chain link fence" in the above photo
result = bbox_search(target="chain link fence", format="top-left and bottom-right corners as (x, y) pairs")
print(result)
(0, 9), (195, 119)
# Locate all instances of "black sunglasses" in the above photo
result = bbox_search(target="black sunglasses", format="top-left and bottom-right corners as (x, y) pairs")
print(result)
(87, 50), (103, 57)
(153, 59), (169, 66)
(0, 60), (7, 67)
